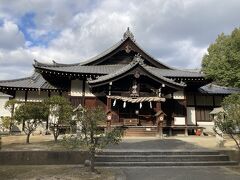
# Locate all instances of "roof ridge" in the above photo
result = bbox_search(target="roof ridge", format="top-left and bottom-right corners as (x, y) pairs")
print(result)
(34, 59), (80, 68)
(147, 66), (201, 73)
(210, 83), (240, 90)
(80, 40), (124, 65)
(133, 41), (172, 69)
(0, 75), (32, 83)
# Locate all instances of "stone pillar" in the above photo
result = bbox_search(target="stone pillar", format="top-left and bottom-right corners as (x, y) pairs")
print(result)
(106, 97), (112, 131)
(155, 110), (164, 139)
(157, 119), (163, 138)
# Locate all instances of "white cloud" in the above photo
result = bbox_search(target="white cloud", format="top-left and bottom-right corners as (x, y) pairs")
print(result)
(0, 20), (25, 50)
(0, 0), (240, 80)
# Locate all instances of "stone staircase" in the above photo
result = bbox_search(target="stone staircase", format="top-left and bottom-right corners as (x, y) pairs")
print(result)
(124, 127), (157, 137)
(95, 150), (238, 166)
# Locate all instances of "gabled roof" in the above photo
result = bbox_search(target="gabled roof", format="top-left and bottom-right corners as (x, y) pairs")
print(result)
(88, 55), (186, 90)
(0, 72), (57, 90)
(34, 60), (203, 78)
(81, 38), (172, 69)
(145, 66), (204, 78)
(33, 28), (205, 79)
(33, 28), (172, 69)
(199, 83), (240, 95)
(34, 61), (124, 75)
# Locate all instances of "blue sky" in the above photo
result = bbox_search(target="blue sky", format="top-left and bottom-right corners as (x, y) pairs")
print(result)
(0, 0), (240, 80)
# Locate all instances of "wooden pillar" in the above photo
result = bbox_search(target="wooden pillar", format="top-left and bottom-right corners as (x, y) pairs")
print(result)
(156, 101), (161, 112)
(48, 90), (51, 97)
(155, 102), (163, 138)
(183, 93), (188, 136)
(24, 90), (28, 102)
(45, 90), (51, 131)
(107, 97), (111, 112)
(157, 116), (164, 138)
(22, 90), (28, 131)
(194, 93), (197, 126)
(82, 79), (86, 106)
(169, 127), (172, 136)
(59, 91), (62, 96)
(185, 127), (188, 136)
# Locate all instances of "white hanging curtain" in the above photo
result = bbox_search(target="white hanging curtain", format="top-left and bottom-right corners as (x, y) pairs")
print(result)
(107, 96), (166, 103)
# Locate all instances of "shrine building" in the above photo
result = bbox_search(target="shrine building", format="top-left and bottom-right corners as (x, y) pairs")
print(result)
(1, 28), (239, 136)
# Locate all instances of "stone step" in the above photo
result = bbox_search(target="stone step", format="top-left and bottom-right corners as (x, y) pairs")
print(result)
(95, 154), (229, 162)
(97, 150), (220, 156)
(124, 133), (157, 137)
(95, 161), (239, 167)
(124, 127), (157, 137)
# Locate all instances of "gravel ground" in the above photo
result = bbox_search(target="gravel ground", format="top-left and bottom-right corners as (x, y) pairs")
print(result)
(0, 165), (115, 180)
(0, 135), (238, 151)
(118, 166), (240, 180)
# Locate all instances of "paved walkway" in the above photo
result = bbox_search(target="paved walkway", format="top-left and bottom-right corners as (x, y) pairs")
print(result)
(106, 138), (208, 150)
(106, 138), (240, 180)
(116, 166), (240, 180)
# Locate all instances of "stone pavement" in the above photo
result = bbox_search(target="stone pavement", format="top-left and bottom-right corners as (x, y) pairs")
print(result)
(105, 138), (240, 180)
(114, 166), (240, 180)
(106, 138), (208, 150)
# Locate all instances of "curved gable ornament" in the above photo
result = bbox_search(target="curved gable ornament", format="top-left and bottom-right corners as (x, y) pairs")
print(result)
(123, 27), (135, 41)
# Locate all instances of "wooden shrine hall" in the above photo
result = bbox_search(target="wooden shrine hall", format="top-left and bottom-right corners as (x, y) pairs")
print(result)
(1, 28), (239, 137)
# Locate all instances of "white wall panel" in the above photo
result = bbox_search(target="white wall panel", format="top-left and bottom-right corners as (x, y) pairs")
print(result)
(71, 80), (83, 96)
(187, 107), (196, 125)
(173, 91), (185, 99)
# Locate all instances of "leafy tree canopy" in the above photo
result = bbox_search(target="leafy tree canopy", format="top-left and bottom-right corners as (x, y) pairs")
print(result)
(202, 28), (240, 87)
(214, 93), (240, 150)
(14, 102), (48, 123)
(44, 95), (73, 124)
(14, 102), (48, 143)
(62, 106), (122, 172)
(44, 95), (73, 142)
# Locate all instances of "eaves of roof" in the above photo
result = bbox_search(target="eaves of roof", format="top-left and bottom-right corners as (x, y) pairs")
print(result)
(0, 72), (57, 90)
(34, 63), (125, 75)
(88, 56), (186, 89)
(199, 83), (240, 95)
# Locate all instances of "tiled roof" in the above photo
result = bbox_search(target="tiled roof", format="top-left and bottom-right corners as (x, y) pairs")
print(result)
(88, 61), (138, 84)
(81, 38), (172, 69)
(88, 56), (186, 88)
(80, 40), (124, 65)
(0, 72), (57, 90)
(199, 84), (240, 94)
(34, 60), (203, 78)
(146, 66), (204, 78)
(34, 62), (125, 75)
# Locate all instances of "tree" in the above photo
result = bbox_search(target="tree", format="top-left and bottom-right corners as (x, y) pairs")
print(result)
(14, 102), (48, 144)
(44, 96), (73, 142)
(62, 107), (122, 172)
(214, 93), (240, 150)
(202, 28), (240, 87)
(0, 116), (11, 131)
(4, 99), (18, 134)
